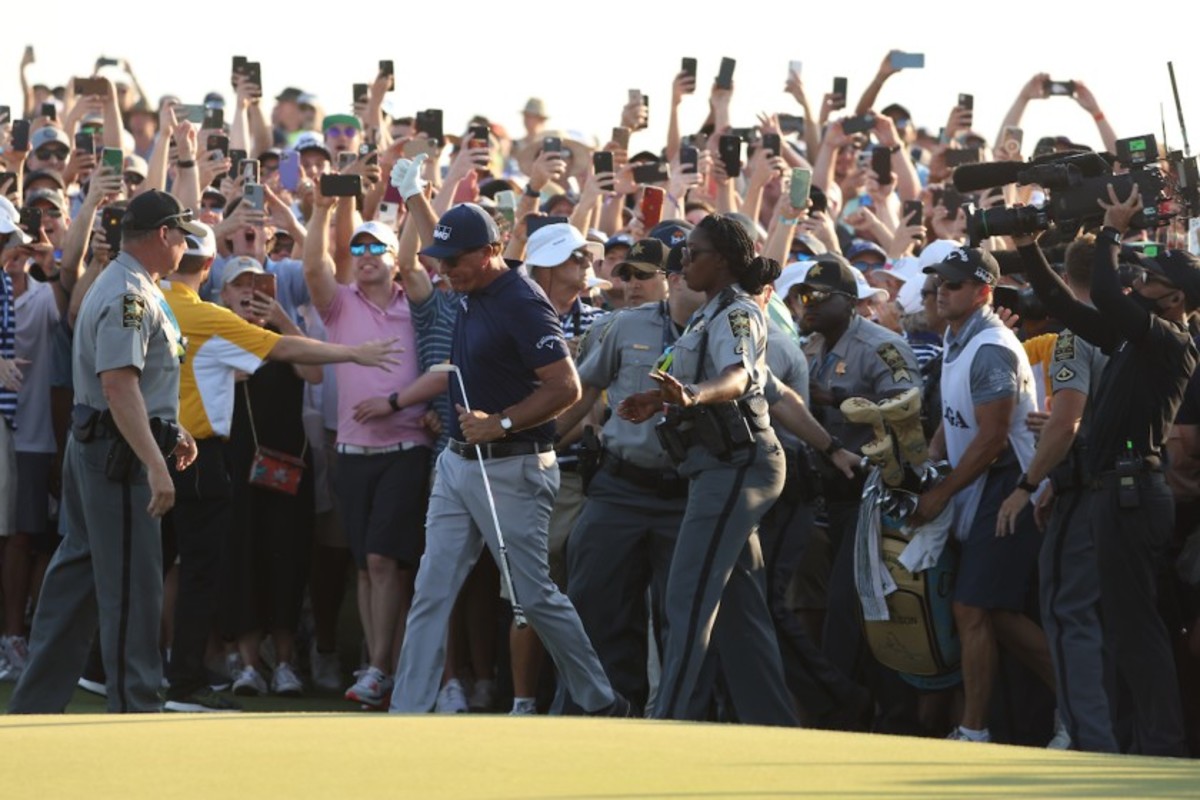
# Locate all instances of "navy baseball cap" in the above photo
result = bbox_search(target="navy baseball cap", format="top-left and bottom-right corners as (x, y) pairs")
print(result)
(648, 219), (692, 248)
(604, 233), (634, 253)
(420, 203), (501, 259)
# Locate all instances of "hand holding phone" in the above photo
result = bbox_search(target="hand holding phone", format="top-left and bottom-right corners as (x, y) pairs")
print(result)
(831, 77), (848, 111)
(641, 186), (665, 229)
(789, 168), (812, 211)
(592, 151), (615, 190)
(716, 57), (736, 90)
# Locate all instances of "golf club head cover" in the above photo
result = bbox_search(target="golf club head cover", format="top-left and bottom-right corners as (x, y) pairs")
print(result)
(840, 396), (888, 441)
(877, 387), (929, 468)
(861, 434), (904, 487)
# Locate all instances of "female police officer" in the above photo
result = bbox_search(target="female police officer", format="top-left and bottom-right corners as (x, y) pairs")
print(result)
(618, 215), (796, 725)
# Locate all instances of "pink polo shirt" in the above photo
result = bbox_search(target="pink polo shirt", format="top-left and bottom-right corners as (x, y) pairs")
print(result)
(320, 282), (432, 449)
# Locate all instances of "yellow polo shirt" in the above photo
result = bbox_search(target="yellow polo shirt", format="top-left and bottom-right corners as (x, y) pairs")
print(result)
(161, 280), (280, 440)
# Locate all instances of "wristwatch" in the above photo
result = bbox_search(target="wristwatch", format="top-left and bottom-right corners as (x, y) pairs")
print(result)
(681, 384), (700, 405)
(498, 415), (514, 432)
(1016, 473), (1039, 493)
(823, 435), (844, 456)
(387, 392), (402, 412)
(1097, 226), (1122, 247)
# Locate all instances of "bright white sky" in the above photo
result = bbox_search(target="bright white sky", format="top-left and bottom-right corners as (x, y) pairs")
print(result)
(7, 0), (1199, 159)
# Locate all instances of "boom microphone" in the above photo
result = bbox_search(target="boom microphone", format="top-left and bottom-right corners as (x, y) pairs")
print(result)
(952, 161), (1025, 192)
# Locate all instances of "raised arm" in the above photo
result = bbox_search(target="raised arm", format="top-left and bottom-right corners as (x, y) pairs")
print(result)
(666, 70), (695, 163)
(995, 74), (1048, 147)
(390, 153), (436, 304)
(1015, 239), (1115, 351)
(1071, 81), (1117, 155)
(854, 51), (903, 117)
(301, 182), (340, 314)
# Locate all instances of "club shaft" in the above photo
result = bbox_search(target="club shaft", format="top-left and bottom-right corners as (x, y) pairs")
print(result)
(451, 369), (528, 628)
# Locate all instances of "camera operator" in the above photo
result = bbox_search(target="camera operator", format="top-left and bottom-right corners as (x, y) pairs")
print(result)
(1015, 185), (1198, 757)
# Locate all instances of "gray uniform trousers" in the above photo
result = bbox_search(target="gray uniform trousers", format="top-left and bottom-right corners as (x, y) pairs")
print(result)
(1039, 486), (1118, 752)
(1090, 472), (1187, 757)
(654, 432), (798, 726)
(8, 437), (164, 713)
(390, 447), (615, 713)
(566, 466), (683, 714)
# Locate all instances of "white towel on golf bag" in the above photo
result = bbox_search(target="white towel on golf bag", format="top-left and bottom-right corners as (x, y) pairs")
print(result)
(855, 469), (896, 622)
(898, 505), (953, 574)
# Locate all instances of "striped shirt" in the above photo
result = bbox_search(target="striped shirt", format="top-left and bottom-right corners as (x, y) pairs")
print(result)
(410, 288), (458, 453)
(0, 273), (16, 427)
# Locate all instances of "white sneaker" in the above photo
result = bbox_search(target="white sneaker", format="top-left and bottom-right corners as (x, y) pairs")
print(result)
(0, 654), (19, 683)
(309, 644), (342, 693)
(435, 679), (468, 713)
(510, 698), (538, 715)
(232, 665), (268, 696)
(271, 662), (304, 697)
(1047, 712), (1072, 750)
(76, 676), (107, 697)
(345, 666), (392, 709)
(946, 726), (991, 742)
(225, 652), (244, 683)
(468, 678), (495, 712)
(1, 635), (29, 674)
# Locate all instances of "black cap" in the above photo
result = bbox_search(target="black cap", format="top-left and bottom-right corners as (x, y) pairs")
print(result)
(922, 246), (1000, 286)
(275, 87), (304, 103)
(121, 190), (206, 236)
(799, 254), (858, 296)
(666, 243), (686, 274)
(1143, 248), (1200, 309)
(616, 238), (668, 277)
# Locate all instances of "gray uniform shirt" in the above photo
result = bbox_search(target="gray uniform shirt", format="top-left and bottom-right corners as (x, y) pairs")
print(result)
(577, 300), (679, 471)
(668, 287), (767, 394)
(72, 252), (182, 422)
(1049, 326), (1108, 447)
(802, 313), (921, 452)
(765, 319), (809, 451)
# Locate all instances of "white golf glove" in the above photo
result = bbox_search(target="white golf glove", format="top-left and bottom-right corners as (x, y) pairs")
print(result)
(390, 153), (427, 201)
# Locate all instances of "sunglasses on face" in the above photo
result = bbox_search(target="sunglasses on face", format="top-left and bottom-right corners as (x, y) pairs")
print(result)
(124, 172), (144, 186)
(616, 266), (662, 282)
(682, 244), (716, 260)
(326, 126), (358, 138)
(35, 147), (69, 161)
(800, 289), (852, 306)
(350, 242), (389, 256)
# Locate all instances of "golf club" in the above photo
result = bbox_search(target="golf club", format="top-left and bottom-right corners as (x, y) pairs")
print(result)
(431, 363), (528, 629)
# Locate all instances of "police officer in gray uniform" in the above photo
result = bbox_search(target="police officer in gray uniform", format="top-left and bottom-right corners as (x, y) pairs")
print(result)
(798, 254), (921, 715)
(560, 239), (702, 714)
(619, 215), (795, 725)
(999, 237), (1113, 751)
(9, 191), (202, 713)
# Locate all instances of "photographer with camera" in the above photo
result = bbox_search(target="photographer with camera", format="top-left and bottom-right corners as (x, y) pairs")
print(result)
(1014, 185), (1198, 757)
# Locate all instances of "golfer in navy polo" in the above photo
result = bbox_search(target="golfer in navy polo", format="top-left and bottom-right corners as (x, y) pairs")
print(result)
(389, 202), (628, 716)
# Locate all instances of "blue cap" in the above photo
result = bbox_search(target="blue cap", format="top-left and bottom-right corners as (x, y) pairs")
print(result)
(648, 220), (692, 248)
(420, 203), (501, 259)
(603, 233), (634, 253)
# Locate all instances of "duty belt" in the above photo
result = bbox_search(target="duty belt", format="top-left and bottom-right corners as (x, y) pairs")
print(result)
(602, 453), (689, 499)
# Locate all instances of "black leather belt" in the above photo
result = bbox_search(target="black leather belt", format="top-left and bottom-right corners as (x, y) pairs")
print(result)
(603, 454), (689, 499)
(448, 439), (554, 460)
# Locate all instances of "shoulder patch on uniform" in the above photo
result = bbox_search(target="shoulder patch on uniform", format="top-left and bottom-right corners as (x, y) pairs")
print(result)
(1054, 366), (1076, 383)
(728, 308), (752, 354)
(122, 294), (146, 330)
(876, 342), (912, 383)
(1053, 331), (1075, 363)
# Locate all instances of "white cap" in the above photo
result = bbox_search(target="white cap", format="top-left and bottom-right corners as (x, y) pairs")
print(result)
(0, 196), (32, 246)
(351, 221), (400, 253)
(525, 222), (602, 268)
(892, 255), (928, 314)
(773, 260), (814, 300)
(852, 266), (888, 302)
(222, 255), (265, 287)
(585, 266), (612, 291)
(183, 221), (216, 258)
